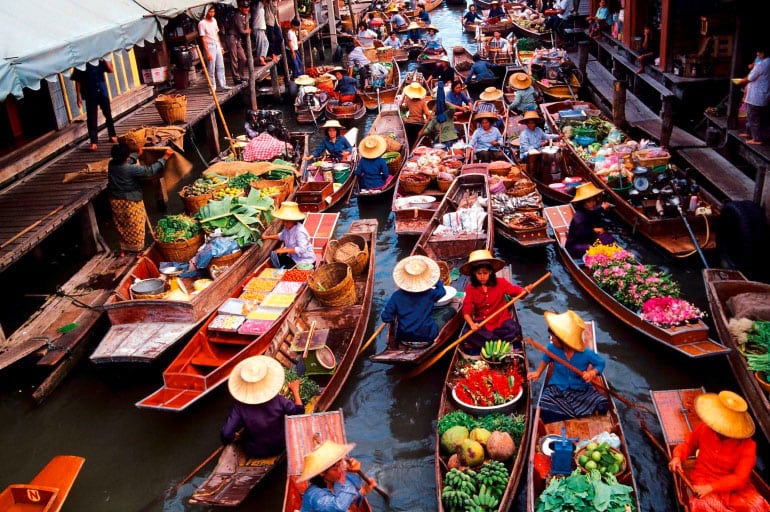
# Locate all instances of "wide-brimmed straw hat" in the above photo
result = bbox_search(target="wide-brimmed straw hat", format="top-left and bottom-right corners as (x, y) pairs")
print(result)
(297, 440), (357, 482)
(406, 21), (422, 30)
(479, 87), (503, 101)
(387, 5), (400, 12)
(518, 110), (544, 125)
(331, 66), (346, 74)
(393, 255), (440, 292)
(295, 75), (316, 86)
(228, 355), (285, 404)
(474, 111), (498, 122)
(359, 135), (388, 159)
(571, 182), (603, 203)
(510, 72), (532, 90)
(694, 391), (755, 439)
(273, 201), (307, 221)
(440, 55), (450, 63)
(544, 310), (586, 352)
(321, 119), (344, 130)
(460, 249), (505, 276)
(426, 24), (439, 32)
(404, 82), (427, 99)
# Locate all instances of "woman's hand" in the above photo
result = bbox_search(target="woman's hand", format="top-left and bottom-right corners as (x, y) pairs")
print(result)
(601, 201), (612, 210)
(163, 148), (174, 159)
(668, 456), (682, 473)
(287, 380), (301, 394)
(346, 458), (361, 472)
(693, 484), (713, 498)
(581, 368), (598, 382)
(361, 478), (377, 495)
(527, 371), (541, 381)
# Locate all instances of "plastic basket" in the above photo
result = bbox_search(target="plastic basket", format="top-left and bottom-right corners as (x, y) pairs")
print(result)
(308, 263), (357, 306)
(155, 94), (187, 124)
(634, 149), (671, 168)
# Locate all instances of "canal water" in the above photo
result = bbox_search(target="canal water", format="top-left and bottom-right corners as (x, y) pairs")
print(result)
(0, 3), (767, 511)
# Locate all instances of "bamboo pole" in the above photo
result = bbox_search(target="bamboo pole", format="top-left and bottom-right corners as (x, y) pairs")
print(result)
(195, 44), (236, 156)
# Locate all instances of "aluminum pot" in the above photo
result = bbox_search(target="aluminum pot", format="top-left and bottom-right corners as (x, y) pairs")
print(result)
(130, 278), (165, 297)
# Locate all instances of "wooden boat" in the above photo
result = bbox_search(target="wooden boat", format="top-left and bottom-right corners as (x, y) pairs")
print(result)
(528, 55), (582, 101)
(527, 322), (641, 511)
(325, 94), (367, 125)
(510, 10), (551, 41)
(451, 45), (505, 100)
(372, 170), (493, 365)
(135, 213), (339, 412)
(463, 14), (515, 37)
(0, 455), (85, 512)
(492, 192), (554, 248)
(294, 91), (328, 125)
(478, 40), (516, 67)
(190, 219), (377, 507)
(402, 41), (426, 60)
(434, 270), (531, 511)
(703, 268), (770, 442)
(468, 99), (509, 141)
(360, 59), (401, 110)
(357, 105), (408, 200)
(296, 128), (359, 213)
(423, 0), (443, 12)
(417, 47), (448, 75)
(651, 387), (770, 511)
(283, 410), (372, 512)
(544, 204), (729, 358)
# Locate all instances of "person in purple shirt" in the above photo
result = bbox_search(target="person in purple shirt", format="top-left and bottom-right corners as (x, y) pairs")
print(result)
(221, 355), (305, 458)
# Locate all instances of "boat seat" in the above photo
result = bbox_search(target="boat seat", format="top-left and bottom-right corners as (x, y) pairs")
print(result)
(190, 355), (223, 367)
(208, 335), (251, 346)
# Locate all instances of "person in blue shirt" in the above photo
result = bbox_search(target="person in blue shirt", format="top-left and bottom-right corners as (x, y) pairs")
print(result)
(467, 53), (497, 83)
(406, 21), (422, 44)
(388, 6), (408, 31)
(527, 310), (608, 424)
(518, 111), (558, 160)
(467, 112), (504, 162)
(383, 31), (403, 49)
(299, 441), (375, 512)
(424, 25), (443, 54)
(355, 135), (389, 190)
(381, 255), (446, 345)
(737, 48), (769, 145)
(507, 72), (538, 114)
(306, 120), (352, 161)
(332, 67), (360, 102)
(446, 80), (473, 114)
(417, 3), (431, 25)
(462, 4), (483, 28)
(487, 0), (505, 19)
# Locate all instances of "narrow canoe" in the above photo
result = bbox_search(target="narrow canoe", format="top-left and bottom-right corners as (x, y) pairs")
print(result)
(510, 17), (551, 41)
(0, 455), (85, 512)
(325, 94), (367, 125)
(357, 104), (408, 200)
(492, 198), (554, 249)
(526, 323), (641, 511)
(529, 58), (582, 101)
(424, 0), (443, 12)
(544, 204), (729, 358)
(297, 128), (359, 213)
(650, 388), (770, 510)
(464, 16), (516, 37)
(190, 219), (377, 507)
(294, 95), (328, 125)
(417, 47), (448, 75)
(361, 59), (401, 110)
(372, 170), (493, 365)
(135, 213), (339, 412)
(451, 45), (506, 99)
(703, 268), (770, 442)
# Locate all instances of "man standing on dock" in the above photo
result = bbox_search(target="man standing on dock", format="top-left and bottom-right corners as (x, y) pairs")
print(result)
(71, 59), (118, 152)
(226, 2), (251, 85)
(199, 6), (230, 91)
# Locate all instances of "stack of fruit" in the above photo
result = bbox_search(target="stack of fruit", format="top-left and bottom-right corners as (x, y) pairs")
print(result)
(481, 340), (511, 362)
(442, 461), (509, 512)
(213, 186), (245, 200)
(576, 441), (626, 476)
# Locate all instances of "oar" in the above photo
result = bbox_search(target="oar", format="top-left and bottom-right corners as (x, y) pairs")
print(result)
(345, 175), (358, 205)
(405, 272), (551, 379)
(640, 422), (698, 495)
(353, 468), (391, 502)
(358, 322), (387, 356)
(296, 320), (317, 376)
(670, 196), (709, 268)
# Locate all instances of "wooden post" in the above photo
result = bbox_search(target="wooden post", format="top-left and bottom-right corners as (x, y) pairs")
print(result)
(246, 19), (258, 110)
(80, 203), (109, 256)
(327, 0), (338, 55)
(753, 166), (767, 207)
(577, 40), (589, 80)
(271, 64), (281, 96)
(207, 111), (221, 156)
(660, 94), (674, 149)
(726, 14), (742, 130)
(612, 79), (627, 129)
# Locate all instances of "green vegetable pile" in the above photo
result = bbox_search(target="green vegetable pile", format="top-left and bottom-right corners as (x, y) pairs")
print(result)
(155, 215), (201, 243)
(283, 368), (320, 403)
(747, 321), (770, 352)
(227, 172), (261, 190)
(442, 461), (509, 512)
(746, 353), (770, 375)
(516, 38), (541, 52)
(536, 469), (635, 512)
(562, 117), (617, 146)
(196, 190), (274, 247)
(438, 411), (526, 444)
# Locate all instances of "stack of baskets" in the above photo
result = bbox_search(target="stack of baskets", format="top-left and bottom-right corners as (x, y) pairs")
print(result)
(308, 263), (357, 307)
(377, 46), (394, 62)
(118, 127), (147, 153)
(155, 94), (188, 125)
(364, 47), (378, 62)
(155, 232), (204, 262)
(488, 160), (513, 176)
(399, 173), (431, 195)
(509, 179), (537, 197)
(324, 234), (369, 276)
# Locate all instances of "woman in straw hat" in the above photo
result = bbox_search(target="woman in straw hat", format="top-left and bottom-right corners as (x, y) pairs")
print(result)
(220, 356), (305, 458)
(527, 310), (608, 423)
(306, 120), (353, 161)
(332, 66), (361, 103)
(467, 112), (504, 163)
(565, 182), (615, 258)
(381, 255), (446, 345)
(262, 201), (316, 268)
(507, 72), (538, 114)
(401, 81), (432, 144)
(424, 25), (443, 54)
(460, 250), (529, 354)
(518, 110), (558, 161)
(669, 391), (769, 511)
(387, 6), (408, 32)
(406, 21), (422, 44)
(419, 81), (458, 149)
(487, 1), (506, 20)
(299, 440), (376, 511)
(355, 135), (390, 190)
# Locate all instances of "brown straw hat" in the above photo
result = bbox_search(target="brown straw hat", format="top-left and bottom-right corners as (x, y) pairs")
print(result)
(403, 81), (427, 99)
(544, 310), (586, 352)
(393, 255), (440, 292)
(518, 110), (544, 125)
(479, 87), (503, 101)
(509, 72), (532, 90)
(694, 391), (755, 439)
(570, 182), (603, 203)
(426, 24), (439, 32)
(460, 249), (505, 276)
(273, 201), (307, 221)
(359, 135), (388, 159)
(474, 111), (498, 122)
(227, 355), (286, 404)
(406, 21), (422, 31)
(297, 440), (357, 482)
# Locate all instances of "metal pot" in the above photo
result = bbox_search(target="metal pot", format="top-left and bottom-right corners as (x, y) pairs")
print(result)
(131, 278), (165, 297)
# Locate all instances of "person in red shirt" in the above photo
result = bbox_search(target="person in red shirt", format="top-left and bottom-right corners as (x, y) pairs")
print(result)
(460, 249), (530, 354)
(669, 391), (770, 512)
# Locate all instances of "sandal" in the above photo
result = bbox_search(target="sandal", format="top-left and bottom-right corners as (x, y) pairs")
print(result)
(89, 143), (98, 151)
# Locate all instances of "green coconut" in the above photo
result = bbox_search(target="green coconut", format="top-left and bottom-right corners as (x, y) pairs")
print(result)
(440, 425), (469, 454)
(459, 439), (485, 467)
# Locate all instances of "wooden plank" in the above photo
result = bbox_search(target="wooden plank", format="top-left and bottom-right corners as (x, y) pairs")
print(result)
(90, 322), (196, 363)
(677, 148), (753, 202)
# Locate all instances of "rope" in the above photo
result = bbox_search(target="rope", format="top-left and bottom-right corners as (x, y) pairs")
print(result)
(673, 211), (710, 259)
(188, 130), (210, 168)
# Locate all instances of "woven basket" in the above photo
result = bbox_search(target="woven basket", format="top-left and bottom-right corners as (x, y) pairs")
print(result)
(209, 249), (243, 271)
(180, 190), (212, 215)
(155, 94), (188, 124)
(385, 137), (403, 153)
(488, 161), (513, 176)
(308, 263), (357, 307)
(325, 234), (369, 276)
(509, 215), (547, 231)
(437, 177), (453, 192)
(386, 153), (403, 175)
(510, 179), (537, 197)
(634, 149), (670, 168)
(118, 127), (147, 152)
(377, 47), (394, 62)
(155, 232), (204, 262)
(437, 260), (451, 286)
(251, 179), (289, 207)
(399, 173), (431, 195)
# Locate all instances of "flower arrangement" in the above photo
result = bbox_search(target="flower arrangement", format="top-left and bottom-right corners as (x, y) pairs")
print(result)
(454, 364), (522, 407)
(640, 297), (703, 328)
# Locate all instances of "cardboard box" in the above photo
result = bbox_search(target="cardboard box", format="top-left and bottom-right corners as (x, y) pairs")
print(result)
(141, 66), (169, 84)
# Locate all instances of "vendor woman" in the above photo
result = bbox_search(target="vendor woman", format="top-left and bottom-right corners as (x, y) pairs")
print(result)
(306, 120), (352, 161)
(381, 255), (446, 345)
(518, 111), (558, 161)
(355, 135), (389, 190)
(108, 143), (173, 254)
(565, 182), (615, 258)
(460, 250), (529, 354)
(527, 310), (609, 424)
(261, 201), (316, 268)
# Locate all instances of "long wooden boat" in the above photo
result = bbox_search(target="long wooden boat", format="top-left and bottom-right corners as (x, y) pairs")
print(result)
(417, 47), (448, 75)
(296, 128), (359, 213)
(361, 59), (401, 110)
(510, 9), (551, 42)
(283, 410), (372, 512)
(294, 93), (328, 125)
(372, 171), (493, 365)
(492, 191), (554, 248)
(189, 219), (377, 507)
(135, 213), (338, 412)
(703, 268), (770, 442)
(544, 204), (729, 358)
(528, 56), (581, 101)
(0, 455), (85, 512)
(463, 14), (516, 37)
(424, 0), (443, 12)
(325, 94), (367, 125)
(434, 271), (530, 511)
(527, 322), (640, 511)
(357, 105), (408, 200)
(541, 100), (721, 256)
(478, 41), (516, 67)
(451, 46), (505, 99)
(651, 387), (770, 510)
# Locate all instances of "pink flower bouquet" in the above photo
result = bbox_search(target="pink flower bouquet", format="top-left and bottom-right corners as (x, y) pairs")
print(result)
(640, 297), (704, 328)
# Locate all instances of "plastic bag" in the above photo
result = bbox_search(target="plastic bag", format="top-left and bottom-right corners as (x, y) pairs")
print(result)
(195, 236), (240, 269)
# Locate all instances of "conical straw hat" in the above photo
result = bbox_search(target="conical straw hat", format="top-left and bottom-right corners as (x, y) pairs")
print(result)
(295, 75), (316, 86)
(297, 440), (357, 482)
(321, 119), (344, 130)
(404, 82), (427, 99)
(459, 249), (505, 276)
(273, 201), (307, 221)
(694, 391), (755, 439)
(509, 72), (532, 90)
(544, 310), (586, 352)
(227, 355), (285, 404)
(571, 182), (603, 203)
(393, 255), (440, 292)
(518, 110), (543, 125)
(359, 135), (388, 159)
(406, 21), (422, 31)
(479, 87), (503, 101)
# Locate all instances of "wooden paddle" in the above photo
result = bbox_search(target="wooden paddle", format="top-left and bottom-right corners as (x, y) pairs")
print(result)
(405, 272), (551, 379)
(345, 175), (358, 205)
(640, 422), (698, 494)
(358, 322), (386, 356)
(354, 468), (391, 502)
(296, 320), (317, 376)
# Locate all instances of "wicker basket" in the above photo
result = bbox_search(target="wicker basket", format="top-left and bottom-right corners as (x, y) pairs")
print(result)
(386, 153), (403, 175)
(437, 177), (453, 192)
(437, 260), (451, 286)
(155, 232), (204, 262)
(510, 179), (537, 197)
(385, 136), (402, 153)
(324, 234), (369, 276)
(251, 179), (289, 207)
(180, 190), (212, 215)
(634, 149), (670, 168)
(488, 161), (513, 176)
(118, 127), (147, 153)
(308, 263), (357, 307)
(209, 249), (243, 272)
(377, 47), (394, 62)
(155, 94), (188, 124)
(399, 173), (431, 195)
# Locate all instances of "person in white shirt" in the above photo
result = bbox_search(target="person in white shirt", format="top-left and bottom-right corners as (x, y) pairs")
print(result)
(287, 18), (303, 78)
(251, 0), (269, 65)
(356, 22), (378, 48)
(199, 6), (230, 91)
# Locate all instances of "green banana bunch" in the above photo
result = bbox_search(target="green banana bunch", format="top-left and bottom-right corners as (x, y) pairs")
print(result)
(481, 339), (512, 361)
(466, 483), (500, 511)
(476, 461), (509, 499)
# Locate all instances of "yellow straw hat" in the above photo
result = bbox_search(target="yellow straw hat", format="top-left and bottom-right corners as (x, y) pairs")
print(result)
(321, 119), (344, 130)
(518, 110), (544, 125)
(359, 135), (388, 159)
(297, 440), (357, 482)
(406, 21), (422, 31)
(273, 201), (307, 221)
(227, 355), (286, 404)
(403, 81), (427, 99)
(295, 75), (316, 86)
(509, 72), (533, 90)
(479, 87), (503, 101)
(459, 249), (505, 276)
(694, 391), (755, 439)
(544, 310), (586, 352)
(393, 255), (440, 292)
(570, 182), (603, 203)
(474, 111), (498, 122)
(426, 24), (439, 32)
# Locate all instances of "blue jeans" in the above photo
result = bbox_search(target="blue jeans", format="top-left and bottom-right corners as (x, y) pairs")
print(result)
(206, 42), (227, 89)
(267, 25), (283, 57)
(289, 49), (303, 78)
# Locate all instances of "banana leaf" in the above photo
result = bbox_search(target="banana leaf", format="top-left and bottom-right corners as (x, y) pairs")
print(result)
(197, 191), (274, 246)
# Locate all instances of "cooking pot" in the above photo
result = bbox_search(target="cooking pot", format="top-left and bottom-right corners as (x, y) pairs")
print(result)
(131, 278), (165, 297)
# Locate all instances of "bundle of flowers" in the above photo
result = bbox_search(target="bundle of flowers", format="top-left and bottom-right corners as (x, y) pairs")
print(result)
(454, 365), (522, 407)
(640, 297), (703, 328)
